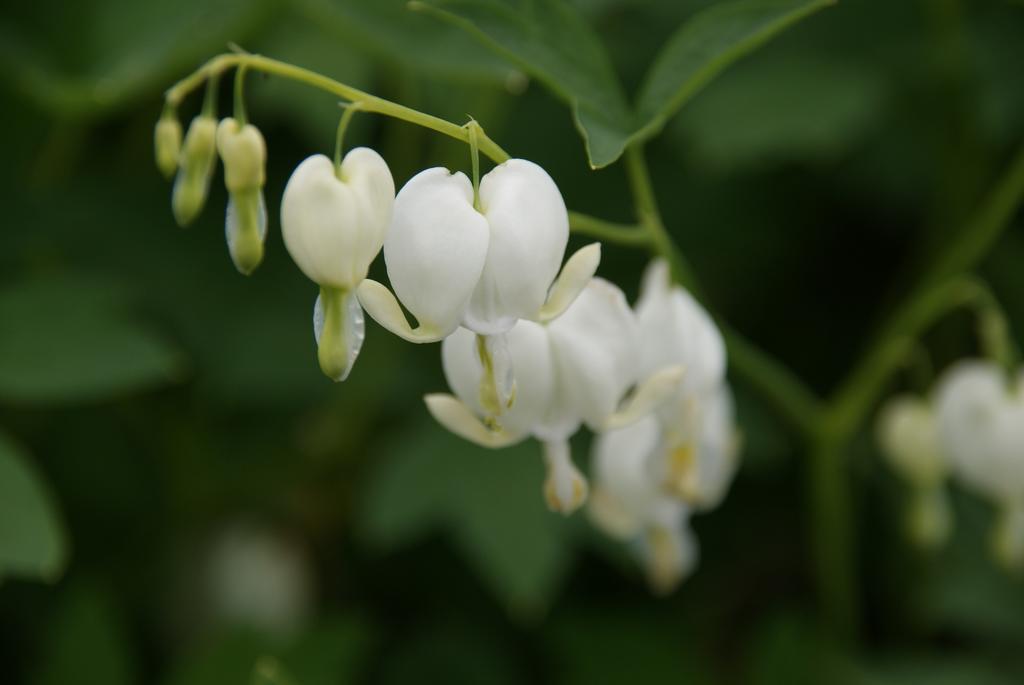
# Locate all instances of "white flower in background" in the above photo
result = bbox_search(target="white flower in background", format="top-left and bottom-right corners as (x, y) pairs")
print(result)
(425, 278), (683, 514)
(281, 149), (395, 381)
(216, 117), (268, 275)
(357, 159), (600, 413)
(632, 259), (740, 508)
(935, 360), (1024, 570)
(172, 114), (219, 227)
(203, 524), (313, 640)
(876, 395), (952, 549)
(589, 416), (699, 594)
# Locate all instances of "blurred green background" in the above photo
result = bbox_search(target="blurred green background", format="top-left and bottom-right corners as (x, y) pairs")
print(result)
(1, 0), (1023, 682)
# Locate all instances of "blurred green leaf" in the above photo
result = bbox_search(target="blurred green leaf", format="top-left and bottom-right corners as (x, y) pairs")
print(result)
(359, 422), (576, 615)
(251, 657), (298, 685)
(417, 0), (833, 168)
(378, 621), (523, 685)
(919, 492), (1024, 640)
(0, 430), (67, 583)
(412, 0), (634, 168)
(0, 276), (184, 404)
(673, 54), (885, 168)
(296, 0), (512, 80)
(31, 584), (134, 685)
(167, 618), (370, 685)
(0, 0), (275, 116)
(550, 608), (712, 685)
(635, 0), (835, 139)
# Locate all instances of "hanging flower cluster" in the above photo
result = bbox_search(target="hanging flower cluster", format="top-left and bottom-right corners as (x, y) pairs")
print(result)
(877, 360), (1024, 570)
(153, 76), (739, 593)
(588, 260), (740, 593)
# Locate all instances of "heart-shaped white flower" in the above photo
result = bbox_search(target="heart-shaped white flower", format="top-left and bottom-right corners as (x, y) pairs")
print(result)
(357, 159), (601, 342)
(280, 149), (395, 381)
(588, 415), (698, 595)
(935, 360), (1024, 568)
(876, 395), (952, 549)
(425, 278), (683, 514)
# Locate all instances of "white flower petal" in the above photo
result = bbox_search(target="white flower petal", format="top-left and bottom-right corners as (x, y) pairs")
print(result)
(281, 151), (393, 289)
(441, 323), (554, 437)
(541, 439), (588, 514)
(545, 278), (639, 433)
(356, 279), (447, 343)
(604, 365), (685, 432)
(537, 243), (601, 323)
(385, 168), (490, 336)
(464, 159), (569, 333)
(423, 394), (522, 449)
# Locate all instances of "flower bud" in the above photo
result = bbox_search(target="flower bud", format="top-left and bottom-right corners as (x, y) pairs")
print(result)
(992, 502), (1024, 573)
(217, 118), (268, 275)
(154, 111), (182, 179)
(876, 396), (947, 488)
(172, 115), (218, 227)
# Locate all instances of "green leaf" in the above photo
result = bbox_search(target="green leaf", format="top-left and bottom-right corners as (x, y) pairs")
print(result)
(411, 0), (634, 168)
(358, 422), (576, 615)
(296, 0), (513, 80)
(416, 0), (834, 168)
(672, 54), (885, 168)
(635, 0), (836, 138)
(31, 585), (135, 685)
(0, 430), (68, 583)
(0, 0), (274, 116)
(0, 276), (184, 405)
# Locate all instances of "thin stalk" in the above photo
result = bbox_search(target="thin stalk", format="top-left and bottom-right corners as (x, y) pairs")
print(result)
(166, 53), (511, 164)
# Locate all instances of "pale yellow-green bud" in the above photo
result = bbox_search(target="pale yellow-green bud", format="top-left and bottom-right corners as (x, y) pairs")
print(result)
(217, 118), (268, 275)
(154, 112), (182, 179)
(216, 118), (266, 193)
(992, 501), (1024, 574)
(172, 115), (218, 227)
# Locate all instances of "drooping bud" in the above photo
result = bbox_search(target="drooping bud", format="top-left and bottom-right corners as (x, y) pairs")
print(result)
(905, 485), (952, 550)
(172, 115), (218, 227)
(217, 118), (268, 274)
(154, 110), (183, 179)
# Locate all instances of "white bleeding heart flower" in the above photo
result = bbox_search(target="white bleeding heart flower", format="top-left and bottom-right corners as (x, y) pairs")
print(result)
(935, 360), (1024, 569)
(632, 259), (739, 508)
(876, 396), (952, 549)
(425, 278), (684, 515)
(357, 159), (601, 414)
(588, 415), (698, 595)
(216, 118), (268, 275)
(281, 149), (395, 381)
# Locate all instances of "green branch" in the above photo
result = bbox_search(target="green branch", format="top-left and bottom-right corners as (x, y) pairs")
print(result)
(166, 53), (511, 164)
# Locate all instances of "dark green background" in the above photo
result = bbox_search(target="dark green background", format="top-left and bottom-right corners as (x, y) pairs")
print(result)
(1, 0), (1023, 682)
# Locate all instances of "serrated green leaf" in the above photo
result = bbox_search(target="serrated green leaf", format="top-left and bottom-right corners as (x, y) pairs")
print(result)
(411, 0), (634, 168)
(635, 0), (835, 139)
(358, 422), (576, 615)
(0, 276), (184, 405)
(0, 431), (67, 584)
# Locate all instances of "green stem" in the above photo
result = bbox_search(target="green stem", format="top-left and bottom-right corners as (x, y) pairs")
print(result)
(568, 211), (649, 246)
(166, 53), (511, 164)
(233, 65), (248, 126)
(201, 72), (219, 118)
(334, 103), (361, 177)
(467, 120), (482, 210)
